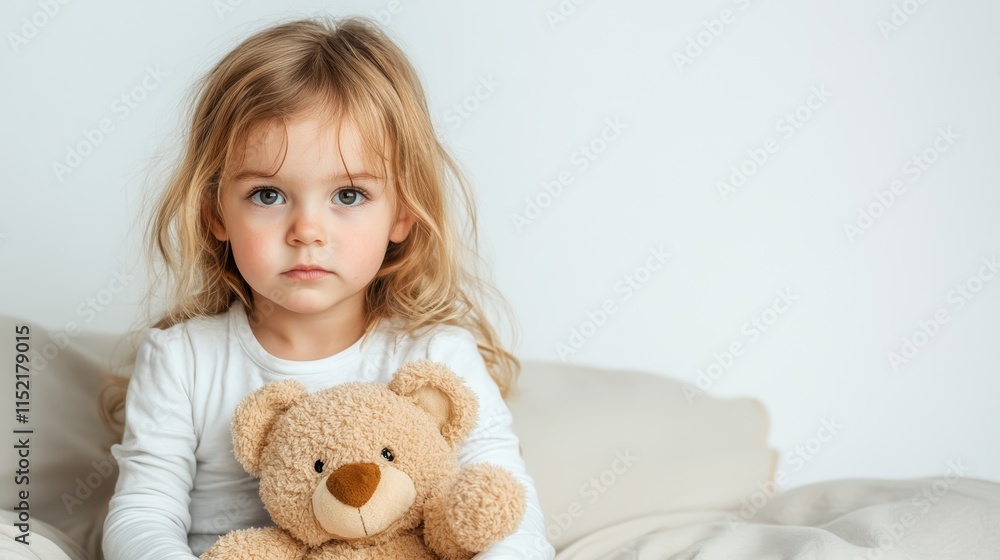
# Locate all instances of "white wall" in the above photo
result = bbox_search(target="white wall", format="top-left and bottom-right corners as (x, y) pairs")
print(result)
(3, 0), (998, 489)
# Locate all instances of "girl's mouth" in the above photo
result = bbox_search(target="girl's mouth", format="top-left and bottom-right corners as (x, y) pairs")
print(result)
(284, 270), (331, 281)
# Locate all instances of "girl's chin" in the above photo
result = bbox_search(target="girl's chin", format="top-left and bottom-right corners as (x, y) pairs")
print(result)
(270, 296), (357, 316)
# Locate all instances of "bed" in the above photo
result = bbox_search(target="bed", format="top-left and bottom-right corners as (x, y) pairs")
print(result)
(2, 314), (998, 559)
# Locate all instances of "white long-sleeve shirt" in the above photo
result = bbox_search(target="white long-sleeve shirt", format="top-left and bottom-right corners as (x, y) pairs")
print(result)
(102, 300), (555, 560)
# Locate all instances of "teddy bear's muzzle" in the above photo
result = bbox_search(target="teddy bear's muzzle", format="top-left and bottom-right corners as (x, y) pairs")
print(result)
(311, 462), (416, 539)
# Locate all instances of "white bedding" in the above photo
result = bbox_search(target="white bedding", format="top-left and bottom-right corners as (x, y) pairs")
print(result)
(555, 476), (1000, 559)
(0, 509), (87, 560)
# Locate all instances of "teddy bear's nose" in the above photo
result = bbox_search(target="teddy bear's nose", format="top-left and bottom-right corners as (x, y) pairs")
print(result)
(326, 462), (381, 507)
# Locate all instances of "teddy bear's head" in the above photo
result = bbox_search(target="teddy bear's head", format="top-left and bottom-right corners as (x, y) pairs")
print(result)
(230, 360), (479, 547)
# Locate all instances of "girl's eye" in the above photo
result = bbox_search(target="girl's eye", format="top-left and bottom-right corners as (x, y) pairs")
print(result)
(247, 187), (367, 207)
(314, 459), (324, 473)
(381, 448), (394, 462)
(335, 188), (368, 207)
(249, 187), (284, 206)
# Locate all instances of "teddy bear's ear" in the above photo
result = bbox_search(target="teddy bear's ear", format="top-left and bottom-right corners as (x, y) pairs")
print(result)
(232, 379), (308, 476)
(387, 360), (479, 449)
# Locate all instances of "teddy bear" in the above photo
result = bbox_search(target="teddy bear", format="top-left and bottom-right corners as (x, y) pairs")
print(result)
(199, 359), (527, 560)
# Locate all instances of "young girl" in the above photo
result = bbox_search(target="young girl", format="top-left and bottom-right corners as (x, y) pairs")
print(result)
(101, 15), (554, 560)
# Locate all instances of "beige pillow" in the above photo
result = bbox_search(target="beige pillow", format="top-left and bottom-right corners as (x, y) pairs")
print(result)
(0, 315), (129, 560)
(506, 360), (777, 551)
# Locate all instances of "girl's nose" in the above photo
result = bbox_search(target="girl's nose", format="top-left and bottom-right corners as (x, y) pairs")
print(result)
(287, 204), (326, 246)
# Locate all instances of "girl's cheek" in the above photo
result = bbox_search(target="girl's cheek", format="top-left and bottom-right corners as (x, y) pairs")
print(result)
(338, 230), (387, 268)
(234, 232), (273, 267)
(245, 229), (272, 250)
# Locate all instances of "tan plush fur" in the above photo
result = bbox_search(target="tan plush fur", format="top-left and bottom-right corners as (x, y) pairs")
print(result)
(200, 359), (526, 560)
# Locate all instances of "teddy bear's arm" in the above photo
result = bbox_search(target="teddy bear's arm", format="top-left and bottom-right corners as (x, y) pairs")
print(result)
(199, 526), (308, 560)
(423, 463), (527, 560)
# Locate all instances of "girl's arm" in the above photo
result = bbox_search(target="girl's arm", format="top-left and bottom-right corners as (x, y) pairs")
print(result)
(102, 328), (200, 560)
(428, 327), (557, 560)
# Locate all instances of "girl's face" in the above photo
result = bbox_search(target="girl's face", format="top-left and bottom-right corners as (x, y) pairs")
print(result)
(210, 109), (413, 322)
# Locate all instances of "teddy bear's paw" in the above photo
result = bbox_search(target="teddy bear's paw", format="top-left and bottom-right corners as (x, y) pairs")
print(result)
(447, 463), (527, 552)
(199, 526), (307, 560)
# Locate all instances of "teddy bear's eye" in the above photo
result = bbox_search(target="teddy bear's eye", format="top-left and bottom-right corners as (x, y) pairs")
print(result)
(381, 448), (394, 462)
(314, 459), (324, 473)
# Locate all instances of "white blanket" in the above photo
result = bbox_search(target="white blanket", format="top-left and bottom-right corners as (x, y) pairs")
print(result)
(556, 476), (1000, 559)
(0, 509), (87, 560)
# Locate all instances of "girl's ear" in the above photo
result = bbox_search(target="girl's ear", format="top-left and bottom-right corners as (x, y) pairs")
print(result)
(202, 192), (228, 241)
(388, 203), (414, 244)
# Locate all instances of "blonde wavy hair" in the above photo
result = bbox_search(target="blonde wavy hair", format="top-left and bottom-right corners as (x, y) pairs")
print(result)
(100, 15), (521, 435)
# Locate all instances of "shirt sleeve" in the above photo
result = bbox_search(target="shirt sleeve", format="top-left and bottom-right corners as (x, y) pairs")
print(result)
(427, 326), (556, 560)
(102, 327), (200, 560)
